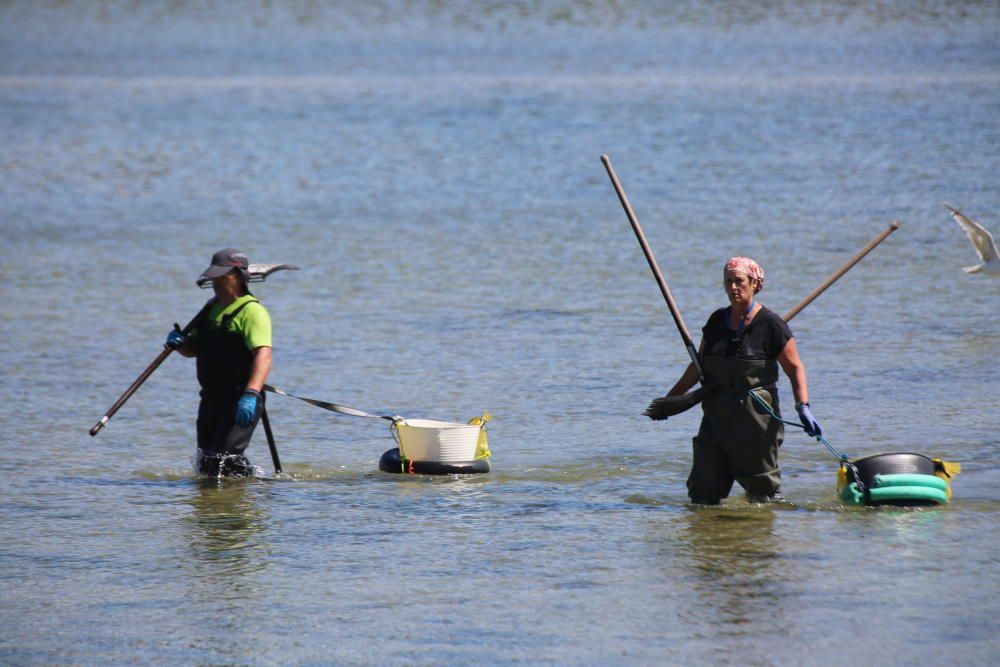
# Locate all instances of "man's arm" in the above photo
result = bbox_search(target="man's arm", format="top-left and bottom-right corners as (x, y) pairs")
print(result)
(245, 346), (272, 393)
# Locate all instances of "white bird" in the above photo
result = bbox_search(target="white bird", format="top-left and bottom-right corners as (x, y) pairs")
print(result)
(944, 203), (1000, 276)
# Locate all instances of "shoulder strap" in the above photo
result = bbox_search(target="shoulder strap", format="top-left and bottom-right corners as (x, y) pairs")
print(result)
(221, 298), (260, 330)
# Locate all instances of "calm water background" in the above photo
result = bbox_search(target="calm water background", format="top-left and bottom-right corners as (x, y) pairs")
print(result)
(1, 1), (998, 665)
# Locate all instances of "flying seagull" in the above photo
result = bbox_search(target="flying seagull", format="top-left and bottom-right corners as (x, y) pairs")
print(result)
(944, 203), (1000, 276)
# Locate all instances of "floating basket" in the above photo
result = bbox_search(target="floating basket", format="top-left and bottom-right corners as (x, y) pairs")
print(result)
(838, 452), (959, 507)
(394, 418), (484, 463)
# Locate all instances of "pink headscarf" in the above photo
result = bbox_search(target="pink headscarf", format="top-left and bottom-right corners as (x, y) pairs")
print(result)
(725, 256), (765, 293)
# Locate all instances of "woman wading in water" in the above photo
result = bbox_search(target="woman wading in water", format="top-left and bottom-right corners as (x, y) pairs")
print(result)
(666, 257), (822, 504)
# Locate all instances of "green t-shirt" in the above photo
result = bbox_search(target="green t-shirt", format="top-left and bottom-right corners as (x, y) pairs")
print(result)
(197, 295), (272, 350)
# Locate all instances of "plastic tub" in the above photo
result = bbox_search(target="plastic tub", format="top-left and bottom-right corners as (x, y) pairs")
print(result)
(839, 453), (950, 507)
(395, 418), (482, 462)
(850, 452), (936, 487)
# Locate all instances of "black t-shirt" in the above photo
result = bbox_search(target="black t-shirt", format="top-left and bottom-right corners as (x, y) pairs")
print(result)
(701, 305), (792, 360)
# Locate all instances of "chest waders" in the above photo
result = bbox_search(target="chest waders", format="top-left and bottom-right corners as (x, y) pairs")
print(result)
(687, 356), (783, 503)
(194, 299), (263, 474)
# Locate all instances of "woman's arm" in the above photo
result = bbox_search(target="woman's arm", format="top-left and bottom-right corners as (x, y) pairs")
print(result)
(777, 337), (809, 405)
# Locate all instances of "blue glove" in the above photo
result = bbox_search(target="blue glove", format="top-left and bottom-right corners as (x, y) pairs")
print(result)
(164, 324), (185, 350)
(796, 402), (822, 437)
(235, 390), (260, 427)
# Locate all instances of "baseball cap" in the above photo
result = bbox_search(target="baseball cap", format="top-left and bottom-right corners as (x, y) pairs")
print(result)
(198, 248), (250, 283)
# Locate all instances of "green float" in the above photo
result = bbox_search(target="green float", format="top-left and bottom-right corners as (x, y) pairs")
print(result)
(838, 453), (959, 507)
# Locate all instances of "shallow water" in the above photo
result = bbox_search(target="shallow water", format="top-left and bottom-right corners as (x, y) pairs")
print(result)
(1, 1), (998, 665)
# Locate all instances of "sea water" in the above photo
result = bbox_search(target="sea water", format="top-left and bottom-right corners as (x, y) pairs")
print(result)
(1, 2), (997, 664)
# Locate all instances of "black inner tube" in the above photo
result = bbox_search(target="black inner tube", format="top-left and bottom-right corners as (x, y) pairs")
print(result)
(378, 448), (490, 475)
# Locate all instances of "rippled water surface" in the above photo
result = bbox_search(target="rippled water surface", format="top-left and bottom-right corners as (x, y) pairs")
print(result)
(1, 2), (998, 665)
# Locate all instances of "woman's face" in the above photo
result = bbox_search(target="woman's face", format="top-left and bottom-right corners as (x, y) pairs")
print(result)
(724, 268), (757, 306)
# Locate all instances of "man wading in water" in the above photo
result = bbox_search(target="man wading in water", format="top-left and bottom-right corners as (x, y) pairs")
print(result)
(166, 248), (273, 476)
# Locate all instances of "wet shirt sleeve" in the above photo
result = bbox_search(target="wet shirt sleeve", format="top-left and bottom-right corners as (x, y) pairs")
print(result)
(756, 311), (792, 358)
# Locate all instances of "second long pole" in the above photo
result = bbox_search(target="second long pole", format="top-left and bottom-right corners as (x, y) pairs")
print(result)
(601, 154), (703, 380)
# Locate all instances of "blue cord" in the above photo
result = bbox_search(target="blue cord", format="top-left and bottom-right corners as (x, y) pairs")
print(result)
(746, 388), (850, 461)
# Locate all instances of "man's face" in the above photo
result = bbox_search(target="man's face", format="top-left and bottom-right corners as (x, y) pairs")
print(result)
(210, 270), (241, 296)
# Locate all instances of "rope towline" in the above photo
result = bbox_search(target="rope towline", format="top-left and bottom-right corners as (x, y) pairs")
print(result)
(746, 388), (850, 462)
(263, 384), (401, 422)
(266, 384), (492, 459)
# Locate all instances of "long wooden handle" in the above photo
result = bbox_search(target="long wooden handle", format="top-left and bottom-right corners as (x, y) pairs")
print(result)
(782, 221), (901, 322)
(643, 220), (903, 420)
(89, 298), (216, 436)
(602, 154), (703, 377)
(89, 348), (171, 436)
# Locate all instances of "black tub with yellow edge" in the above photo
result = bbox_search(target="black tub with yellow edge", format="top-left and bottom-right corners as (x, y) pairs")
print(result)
(838, 453), (960, 507)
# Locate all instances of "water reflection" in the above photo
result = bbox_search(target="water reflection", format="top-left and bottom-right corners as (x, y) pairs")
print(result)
(184, 480), (269, 586)
(177, 480), (271, 665)
(676, 507), (785, 631)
